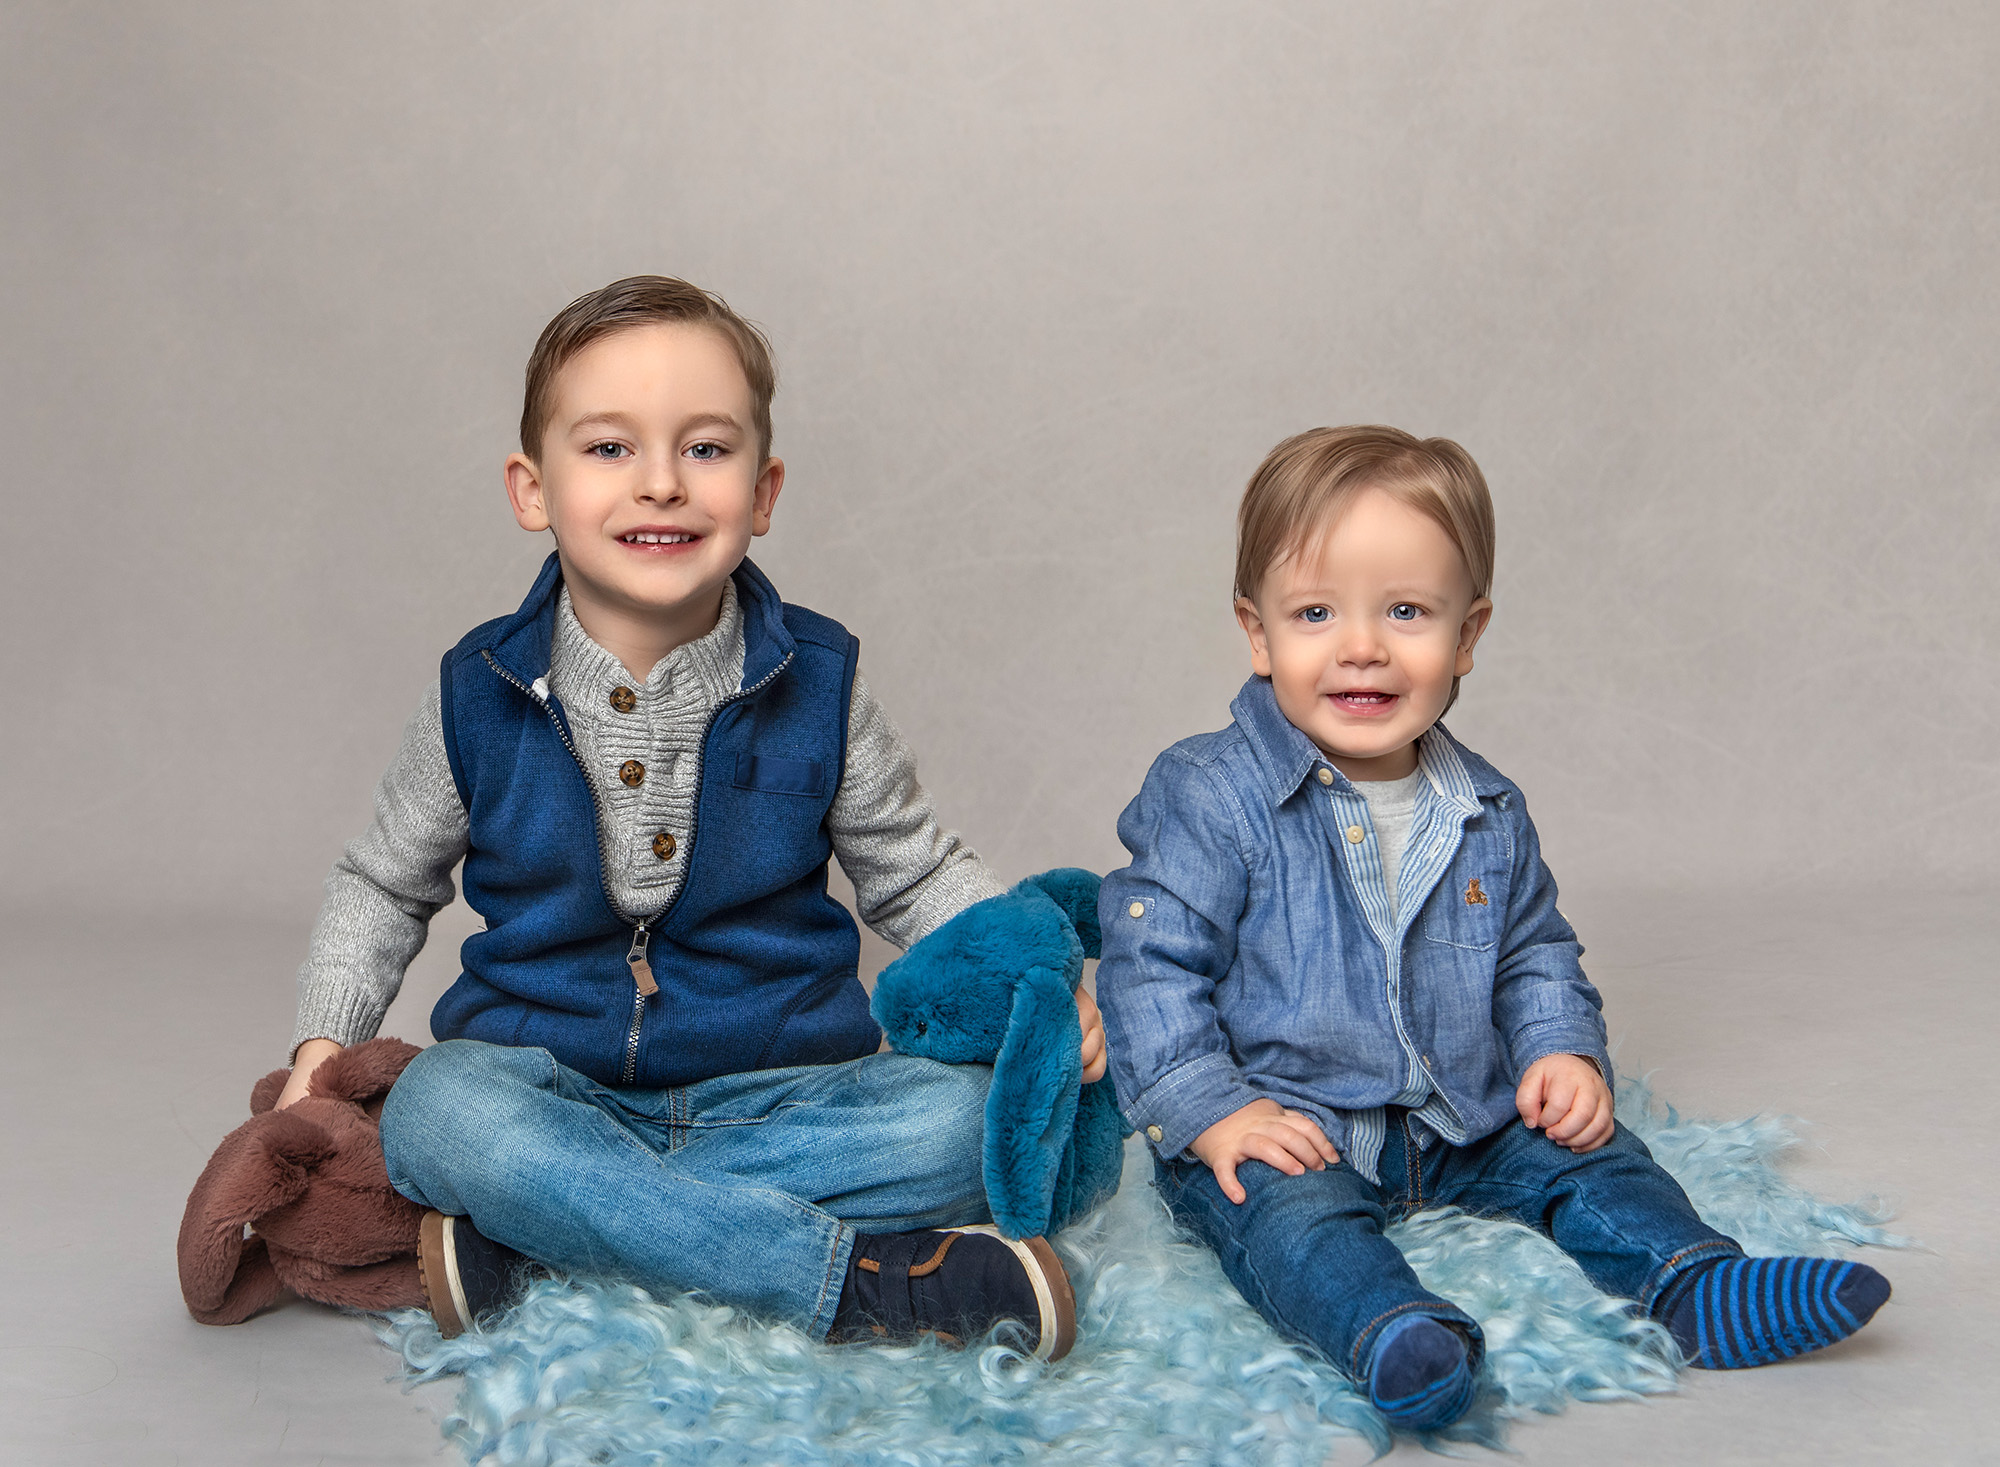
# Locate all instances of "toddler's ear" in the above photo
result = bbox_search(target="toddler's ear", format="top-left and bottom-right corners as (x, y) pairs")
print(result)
(1235, 597), (1274, 678)
(1455, 596), (1494, 677)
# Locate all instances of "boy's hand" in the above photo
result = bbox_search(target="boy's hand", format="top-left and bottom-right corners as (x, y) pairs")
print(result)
(275, 1037), (344, 1111)
(1076, 985), (1107, 1084)
(1515, 1053), (1614, 1153)
(1190, 1097), (1341, 1205)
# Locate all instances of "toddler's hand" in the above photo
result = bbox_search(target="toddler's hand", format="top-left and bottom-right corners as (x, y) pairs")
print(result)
(1190, 1097), (1340, 1205)
(275, 1037), (343, 1111)
(1076, 986), (1107, 1084)
(1515, 1053), (1613, 1153)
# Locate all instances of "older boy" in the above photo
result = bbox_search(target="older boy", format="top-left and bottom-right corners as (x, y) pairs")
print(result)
(1095, 427), (1888, 1430)
(275, 276), (1098, 1358)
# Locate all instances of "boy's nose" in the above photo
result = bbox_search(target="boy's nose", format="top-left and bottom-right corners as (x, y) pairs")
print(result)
(1336, 628), (1388, 666)
(636, 463), (685, 504)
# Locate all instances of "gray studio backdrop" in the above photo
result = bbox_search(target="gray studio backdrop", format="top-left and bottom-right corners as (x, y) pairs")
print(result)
(3, 3), (1994, 949)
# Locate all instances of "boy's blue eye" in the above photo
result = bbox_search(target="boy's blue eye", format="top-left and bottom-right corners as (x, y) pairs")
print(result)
(1299, 606), (1330, 624)
(588, 442), (629, 460)
(1389, 603), (1421, 621)
(686, 441), (722, 461)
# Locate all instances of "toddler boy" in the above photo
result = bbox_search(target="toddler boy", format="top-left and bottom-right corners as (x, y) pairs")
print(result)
(275, 276), (1099, 1359)
(1094, 426), (1888, 1430)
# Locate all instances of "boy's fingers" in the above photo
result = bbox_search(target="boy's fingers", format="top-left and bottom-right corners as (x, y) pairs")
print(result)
(1515, 1072), (1545, 1128)
(1262, 1124), (1326, 1171)
(1078, 1025), (1107, 1083)
(1212, 1158), (1247, 1205)
(1278, 1108), (1340, 1161)
(1248, 1134), (1308, 1177)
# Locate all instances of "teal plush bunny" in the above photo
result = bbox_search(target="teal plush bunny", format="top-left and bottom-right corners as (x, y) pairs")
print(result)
(870, 869), (1126, 1239)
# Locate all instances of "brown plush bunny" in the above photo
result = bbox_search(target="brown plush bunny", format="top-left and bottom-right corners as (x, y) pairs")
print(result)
(178, 1037), (427, 1325)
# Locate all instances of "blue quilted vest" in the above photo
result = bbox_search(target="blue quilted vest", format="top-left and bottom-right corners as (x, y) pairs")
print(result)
(429, 552), (874, 1089)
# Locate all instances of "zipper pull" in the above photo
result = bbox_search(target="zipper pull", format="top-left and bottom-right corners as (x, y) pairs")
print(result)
(626, 924), (659, 997)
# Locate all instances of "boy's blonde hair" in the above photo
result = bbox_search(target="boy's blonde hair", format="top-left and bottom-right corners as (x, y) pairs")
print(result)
(1235, 425), (1496, 711)
(521, 275), (778, 463)
(1235, 425), (1495, 603)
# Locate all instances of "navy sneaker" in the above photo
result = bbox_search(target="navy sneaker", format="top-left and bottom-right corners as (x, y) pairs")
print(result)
(417, 1210), (534, 1338)
(830, 1224), (1077, 1361)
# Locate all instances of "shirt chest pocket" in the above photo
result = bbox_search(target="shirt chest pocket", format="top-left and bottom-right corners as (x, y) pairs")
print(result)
(1420, 826), (1510, 952)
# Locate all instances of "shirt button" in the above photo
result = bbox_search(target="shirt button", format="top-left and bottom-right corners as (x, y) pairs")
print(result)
(1346, 824), (1366, 843)
(609, 686), (637, 714)
(1146, 1125), (1164, 1143)
(652, 831), (677, 860)
(619, 760), (646, 788)
(1317, 767), (1334, 785)
(1128, 901), (1146, 919)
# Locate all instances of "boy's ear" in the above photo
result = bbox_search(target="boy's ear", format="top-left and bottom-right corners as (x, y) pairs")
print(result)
(1234, 596), (1274, 679)
(504, 453), (551, 534)
(750, 456), (785, 537)
(1455, 596), (1494, 677)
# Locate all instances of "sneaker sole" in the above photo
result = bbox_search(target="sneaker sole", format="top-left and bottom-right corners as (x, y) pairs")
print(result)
(942, 1224), (1077, 1363)
(417, 1210), (472, 1339)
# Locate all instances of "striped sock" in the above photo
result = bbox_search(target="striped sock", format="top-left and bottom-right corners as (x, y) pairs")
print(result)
(1661, 1256), (1890, 1370)
(1367, 1315), (1476, 1432)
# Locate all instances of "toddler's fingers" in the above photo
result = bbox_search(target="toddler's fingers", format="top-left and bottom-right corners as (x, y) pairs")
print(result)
(1211, 1157), (1247, 1205)
(1078, 1025), (1107, 1084)
(1277, 1109), (1339, 1163)
(1263, 1122), (1328, 1172)
(1514, 1071), (1546, 1128)
(1248, 1131), (1311, 1178)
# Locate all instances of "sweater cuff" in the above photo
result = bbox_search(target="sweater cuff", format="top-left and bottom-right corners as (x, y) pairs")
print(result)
(289, 980), (391, 1063)
(1121, 1052), (1267, 1161)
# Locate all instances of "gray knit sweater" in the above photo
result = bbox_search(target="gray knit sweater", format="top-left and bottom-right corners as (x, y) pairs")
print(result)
(291, 581), (1005, 1057)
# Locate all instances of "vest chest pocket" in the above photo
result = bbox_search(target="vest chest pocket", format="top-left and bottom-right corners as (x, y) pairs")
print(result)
(733, 752), (827, 798)
(1421, 828), (1510, 952)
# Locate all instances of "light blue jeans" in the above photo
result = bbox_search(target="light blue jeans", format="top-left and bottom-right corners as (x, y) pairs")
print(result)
(380, 1039), (995, 1339)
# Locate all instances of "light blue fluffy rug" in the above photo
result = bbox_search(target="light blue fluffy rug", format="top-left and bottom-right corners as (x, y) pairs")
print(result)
(380, 1077), (1905, 1464)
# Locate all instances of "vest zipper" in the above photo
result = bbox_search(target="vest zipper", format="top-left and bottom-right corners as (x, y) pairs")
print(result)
(481, 646), (795, 1086)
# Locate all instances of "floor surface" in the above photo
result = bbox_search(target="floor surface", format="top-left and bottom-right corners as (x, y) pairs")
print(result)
(2, 882), (1991, 1466)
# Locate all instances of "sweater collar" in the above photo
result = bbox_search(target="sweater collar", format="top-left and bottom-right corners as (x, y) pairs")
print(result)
(483, 551), (794, 692)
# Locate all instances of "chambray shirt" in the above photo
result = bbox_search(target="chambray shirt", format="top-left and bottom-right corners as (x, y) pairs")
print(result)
(1096, 677), (1612, 1185)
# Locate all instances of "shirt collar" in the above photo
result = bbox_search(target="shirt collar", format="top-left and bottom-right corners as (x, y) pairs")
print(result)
(1229, 675), (1501, 809)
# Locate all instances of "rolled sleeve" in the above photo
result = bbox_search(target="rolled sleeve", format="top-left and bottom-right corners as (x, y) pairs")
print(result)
(1489, 795), (1612, 1088)
(1095, 753), (1263, 1159)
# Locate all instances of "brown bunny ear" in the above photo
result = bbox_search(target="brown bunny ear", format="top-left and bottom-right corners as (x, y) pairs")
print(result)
(179, 1109), (330, 1325)
(250, 1069), (289, 1115)
(306, 1038), (423, 1107)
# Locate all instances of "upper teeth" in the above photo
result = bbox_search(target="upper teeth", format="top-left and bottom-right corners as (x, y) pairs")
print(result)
(625, 532), (693, 544)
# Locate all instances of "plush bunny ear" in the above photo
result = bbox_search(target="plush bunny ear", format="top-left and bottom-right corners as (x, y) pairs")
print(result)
(306, 1037), (423, 1106)
(983, 965), (1084, 1240)
(1015, 868), (1102, 962)
(177, 1109), (330, 1325)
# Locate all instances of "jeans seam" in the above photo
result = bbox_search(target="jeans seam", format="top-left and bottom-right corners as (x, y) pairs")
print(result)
(1640, 1239), (1744, 1314)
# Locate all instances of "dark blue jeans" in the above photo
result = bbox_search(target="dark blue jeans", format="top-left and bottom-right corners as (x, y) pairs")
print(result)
(1155, 1110), (1742, 1381)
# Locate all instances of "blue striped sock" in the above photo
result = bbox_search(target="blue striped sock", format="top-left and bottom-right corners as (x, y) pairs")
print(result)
(1367, 1316), (1476, 1432)
(1661, 1256), (1890, 1370)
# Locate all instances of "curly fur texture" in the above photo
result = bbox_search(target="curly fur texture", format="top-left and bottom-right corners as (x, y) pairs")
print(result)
(381, 1073), (1905, 1464)
(871, 868), (1125, 1239)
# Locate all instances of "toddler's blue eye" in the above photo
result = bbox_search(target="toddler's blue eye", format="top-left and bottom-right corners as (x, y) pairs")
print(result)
(1389, 603), (1420, 621)
(686, 441), (722, 460)
(1300, 606), (1330, 624)
(588, 442), (628, 460)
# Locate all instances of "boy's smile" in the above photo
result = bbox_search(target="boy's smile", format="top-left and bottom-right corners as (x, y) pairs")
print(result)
(504, 322), (783, 678)
(1235, 488), (1491, 782)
